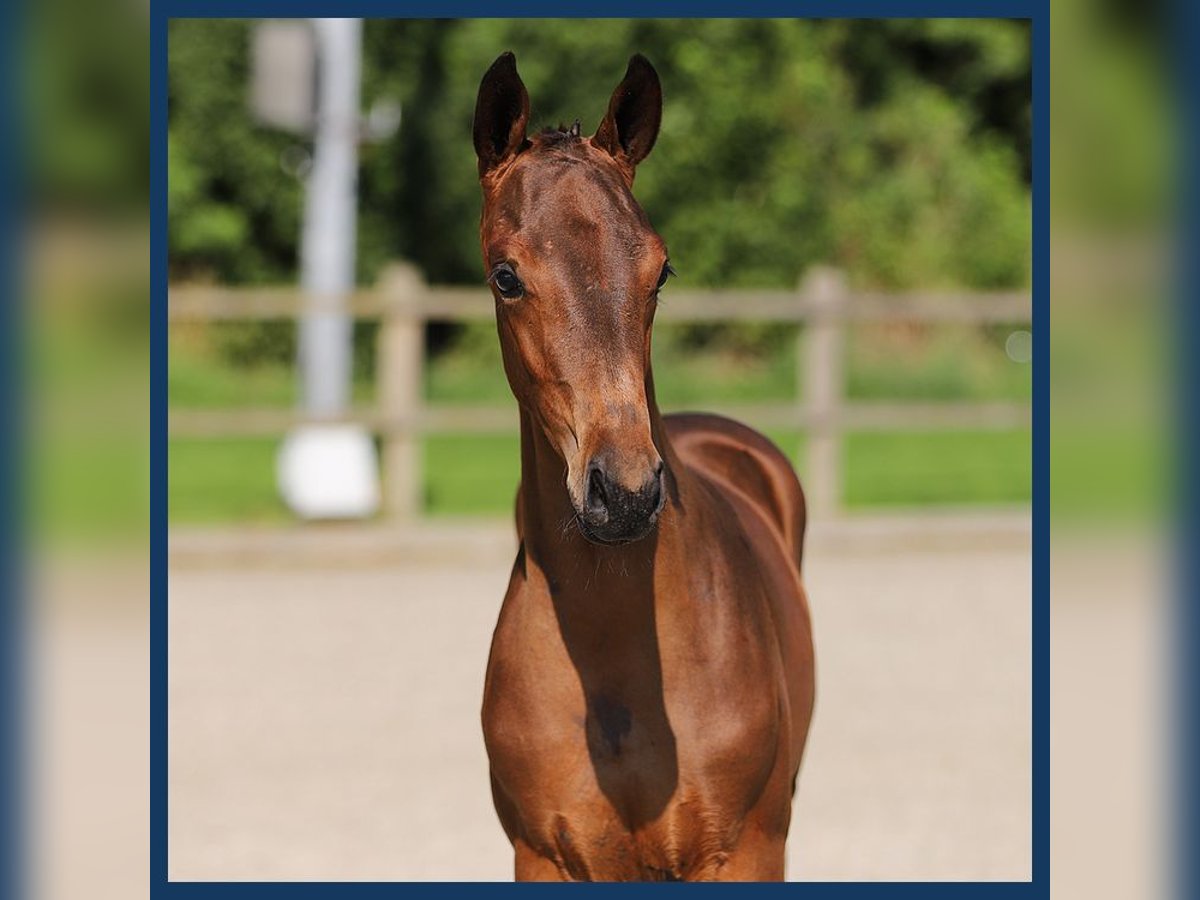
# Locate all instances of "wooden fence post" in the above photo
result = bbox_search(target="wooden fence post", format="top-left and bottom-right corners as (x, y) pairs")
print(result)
(799, 266), (848, 520)
(377, 263), (425, 519)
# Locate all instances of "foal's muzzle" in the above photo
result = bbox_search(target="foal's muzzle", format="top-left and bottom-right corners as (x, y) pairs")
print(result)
(577, 457), (666, 545)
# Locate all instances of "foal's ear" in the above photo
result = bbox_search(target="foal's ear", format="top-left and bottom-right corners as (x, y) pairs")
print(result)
(473, 52), (530, 178)
(593, 54), (662, 173)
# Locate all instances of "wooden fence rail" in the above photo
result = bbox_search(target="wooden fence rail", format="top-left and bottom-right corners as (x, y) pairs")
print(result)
(169, 264), (1032, 519)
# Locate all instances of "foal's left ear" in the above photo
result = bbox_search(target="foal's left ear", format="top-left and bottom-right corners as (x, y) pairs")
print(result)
(473, 51), (530, 178)
(593, 54), (662, 174)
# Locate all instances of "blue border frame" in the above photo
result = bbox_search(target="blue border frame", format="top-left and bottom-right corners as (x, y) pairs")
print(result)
(151, 1), (169, 893)
(1174, 0), (1199, 896)
(151, 3), (1048, 895)
(1029, 5), (1047, 894)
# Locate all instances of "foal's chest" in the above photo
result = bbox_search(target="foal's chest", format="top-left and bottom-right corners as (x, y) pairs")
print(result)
(496, 718), (743, 880)
(485, 661), (782, 881)
(533, 791), (730, 881)
(483, 534), (790, 880)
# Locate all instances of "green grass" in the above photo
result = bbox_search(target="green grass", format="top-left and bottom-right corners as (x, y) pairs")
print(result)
(170, 437), (291, 524)
(30, 305), (152, 545)
(170, 326), (376, 408)
(842, 429), (1031, 508)
(845, 323), (1031, 401)
(1050, 423), (1166, 522)
(170, 349), (298, 409)
(424, 434), (522, 516)
(170, 320), (1032, 410)
(422, 321), (1032, 407)
(422, 429), (1031, 518)
(424, 322), (801, 407)
(168, 321), (1034, 523)
(169, 429), (1031, 523)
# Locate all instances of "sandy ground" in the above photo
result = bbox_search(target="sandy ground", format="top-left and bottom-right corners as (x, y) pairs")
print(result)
(167, 524), (1033, 882)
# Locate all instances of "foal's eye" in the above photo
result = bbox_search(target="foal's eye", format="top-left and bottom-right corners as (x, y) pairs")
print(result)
(656, 262), (675, 292)
(491, 265), (523, 299)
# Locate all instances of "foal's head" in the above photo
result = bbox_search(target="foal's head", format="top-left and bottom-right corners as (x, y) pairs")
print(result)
(473, 53), (671, 545)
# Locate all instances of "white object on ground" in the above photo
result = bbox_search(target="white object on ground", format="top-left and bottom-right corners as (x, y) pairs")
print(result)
(276, 424), (380, 520)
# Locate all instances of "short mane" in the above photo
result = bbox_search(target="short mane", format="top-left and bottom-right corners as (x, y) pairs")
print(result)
(535, 119), (583, 146)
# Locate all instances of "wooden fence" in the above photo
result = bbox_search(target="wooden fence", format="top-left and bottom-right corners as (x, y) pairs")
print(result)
(169, 264), (1032, 519)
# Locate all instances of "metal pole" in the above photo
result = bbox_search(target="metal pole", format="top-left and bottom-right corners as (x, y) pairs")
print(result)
(298, 18), (361, 417)
(276, 18), (380, 520)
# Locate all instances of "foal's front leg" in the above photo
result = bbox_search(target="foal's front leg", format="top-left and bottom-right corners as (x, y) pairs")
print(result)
(707, 841), (786, 882)
(514, 842), (569, 881)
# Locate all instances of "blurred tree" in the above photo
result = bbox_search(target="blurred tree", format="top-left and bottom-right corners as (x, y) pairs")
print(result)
(167, 18), (1032, 360)
(30, 0), (149, 213)
(168, 20), (302, 284)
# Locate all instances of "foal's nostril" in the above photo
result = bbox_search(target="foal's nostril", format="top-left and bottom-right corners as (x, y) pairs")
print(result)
(649, 462), (665, 513)
(587, 465), (609, 516)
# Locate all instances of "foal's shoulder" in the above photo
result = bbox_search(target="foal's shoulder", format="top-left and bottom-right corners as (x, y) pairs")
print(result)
(664, 412), (806, 568)
(665, 412), (793, 466)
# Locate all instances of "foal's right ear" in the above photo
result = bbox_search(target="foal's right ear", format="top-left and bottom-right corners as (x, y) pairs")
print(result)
(593, 54), (662, 174)
(473, 52), (530, 178)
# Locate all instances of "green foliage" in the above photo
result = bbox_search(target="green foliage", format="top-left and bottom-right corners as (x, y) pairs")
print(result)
(169, 18), (1030, 293)
(30, 0), (150, 210)
(168, 20), (303, 283)
(1050, 0), (1171, 228)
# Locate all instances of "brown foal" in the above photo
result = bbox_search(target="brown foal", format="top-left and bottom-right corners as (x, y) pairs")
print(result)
(474, 52), (815, 882)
